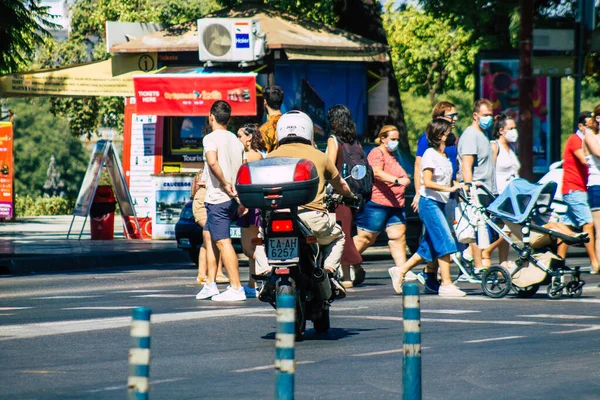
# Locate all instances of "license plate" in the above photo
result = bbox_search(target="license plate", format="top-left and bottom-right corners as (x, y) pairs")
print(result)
(268, 237), (299, 261)
(230, 226), (241, 239)
(178, 238), (191, 248)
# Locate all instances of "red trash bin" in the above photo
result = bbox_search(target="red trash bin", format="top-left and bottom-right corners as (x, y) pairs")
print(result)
(90, 185), (116, 240)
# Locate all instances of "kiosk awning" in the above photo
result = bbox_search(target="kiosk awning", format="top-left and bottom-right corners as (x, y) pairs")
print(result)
(133, 70), (257, 116)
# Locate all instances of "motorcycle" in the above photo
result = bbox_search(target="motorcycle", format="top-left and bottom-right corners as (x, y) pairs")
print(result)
(236, 157), (365, 339)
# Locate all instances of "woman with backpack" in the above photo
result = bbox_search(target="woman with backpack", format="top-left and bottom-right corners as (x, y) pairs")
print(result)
(354, 125), (411, 277)
(326, 105), (367, 288)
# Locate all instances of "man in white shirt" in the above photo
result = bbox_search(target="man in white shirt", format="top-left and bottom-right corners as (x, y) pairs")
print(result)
(196, 101), (246, 301)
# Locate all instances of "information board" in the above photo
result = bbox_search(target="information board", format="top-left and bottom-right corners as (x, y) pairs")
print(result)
(73, 141), (109, 217)
(0, 122), (14, 219)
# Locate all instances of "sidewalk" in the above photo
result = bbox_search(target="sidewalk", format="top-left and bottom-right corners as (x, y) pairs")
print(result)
(0, 215), (187, 275)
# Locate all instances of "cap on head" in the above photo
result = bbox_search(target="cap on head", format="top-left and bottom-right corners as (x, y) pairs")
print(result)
(276, 110), (314, 142)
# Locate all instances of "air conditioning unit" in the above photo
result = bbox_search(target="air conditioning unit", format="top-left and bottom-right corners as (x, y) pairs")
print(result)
(197, 18), (266, 63)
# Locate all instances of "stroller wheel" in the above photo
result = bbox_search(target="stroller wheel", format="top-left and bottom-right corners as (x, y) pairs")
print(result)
(546, 281), (562, 299)
(481, 265), (512, 299)
(566, 281), (583, 298)
(512, 284), (540, 298)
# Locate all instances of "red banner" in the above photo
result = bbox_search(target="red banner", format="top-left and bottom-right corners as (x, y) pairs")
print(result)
(133, 73), (257, 116)
(0, 122), (13, 219)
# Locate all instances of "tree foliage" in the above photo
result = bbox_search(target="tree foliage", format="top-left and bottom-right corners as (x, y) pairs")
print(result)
(0, 0), (58, 75)
(383, 5), (478, 104)
(217, 0), (337, 25)
(7, 98), (88, 199)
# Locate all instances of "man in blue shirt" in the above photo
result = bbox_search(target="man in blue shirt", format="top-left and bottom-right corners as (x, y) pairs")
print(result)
(411, 101), (459, 292)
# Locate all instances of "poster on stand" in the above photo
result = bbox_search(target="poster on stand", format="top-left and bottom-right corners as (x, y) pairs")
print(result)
(478, 58), (551, 173)
(152, 175), (193, 239)
(0, 122), (14, 219)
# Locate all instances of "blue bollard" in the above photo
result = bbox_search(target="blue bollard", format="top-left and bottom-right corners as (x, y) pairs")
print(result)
(402, 283), (422, 400)
(275, 294), (295, 400)
(127, 307), (152, 400)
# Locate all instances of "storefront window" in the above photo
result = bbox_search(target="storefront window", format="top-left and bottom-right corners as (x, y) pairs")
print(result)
(164, 116), (206, 163)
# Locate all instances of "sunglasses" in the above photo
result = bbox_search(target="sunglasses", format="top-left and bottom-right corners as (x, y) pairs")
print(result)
(444, 113), (458, 120)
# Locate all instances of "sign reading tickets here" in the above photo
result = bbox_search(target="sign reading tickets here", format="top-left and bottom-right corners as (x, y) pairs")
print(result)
(133, 73), (257, 116)
(0, 123), (14, 218)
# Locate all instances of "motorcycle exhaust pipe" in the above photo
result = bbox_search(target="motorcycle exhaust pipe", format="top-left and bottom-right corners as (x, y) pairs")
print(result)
(312, 268), (332, 301)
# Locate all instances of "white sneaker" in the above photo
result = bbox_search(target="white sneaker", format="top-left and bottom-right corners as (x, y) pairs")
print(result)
(438, 284), (467, 297)
(212, 286), (246, 302)
(388, 267), (404, 295)
(404, 271), (418, 282)
(196, 283), (219, 300)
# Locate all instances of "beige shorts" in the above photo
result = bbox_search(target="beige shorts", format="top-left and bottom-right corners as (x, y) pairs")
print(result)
(192, 187), (207, 227)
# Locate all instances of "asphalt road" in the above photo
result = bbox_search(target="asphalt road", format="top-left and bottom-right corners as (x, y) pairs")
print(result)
(1, 258), (599, 400)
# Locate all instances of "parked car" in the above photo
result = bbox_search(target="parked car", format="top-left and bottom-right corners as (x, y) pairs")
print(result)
(175, 201), (242, 265)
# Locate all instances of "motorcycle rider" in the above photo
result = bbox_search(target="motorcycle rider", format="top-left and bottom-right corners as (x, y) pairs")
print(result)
(266, 111), (356, 283)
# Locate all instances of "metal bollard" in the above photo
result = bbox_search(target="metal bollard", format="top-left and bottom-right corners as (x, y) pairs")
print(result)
(275, 293), (295, 400)
(402, 283), (422, 400)
(127, 307), (152, 400)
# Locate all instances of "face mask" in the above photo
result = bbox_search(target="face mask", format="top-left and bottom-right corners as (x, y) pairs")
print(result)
(444, 133), (456, 147)
(386, 140), (399, 152)
(478, 115), (493, 130)
(504, 129), (519, 143)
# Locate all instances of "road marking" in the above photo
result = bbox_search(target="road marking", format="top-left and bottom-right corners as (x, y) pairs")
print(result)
(464, 336), (526, 344)
(21, 370), (67, 375)
(33, 295), (102, 300)
(518, 314), (599, 320)
(112, 290), (172, 293)
(351, 347), (437, 358)
(0, 307), (265, 341)
(62, 307), (138, 310)
(551, 326), (600, 334)
(447, 296), (600, 304)
(132, 294), (194, 298)
(84, 378), (187, 393)
(0, 313), (14, 316)
(421, 310), (480, 315)
(330, 306), (370, 311)
(0, 307), (33, 311)
(232, 361), (315, 373)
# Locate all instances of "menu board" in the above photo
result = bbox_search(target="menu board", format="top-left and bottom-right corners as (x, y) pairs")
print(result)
(0, 123), (13, 218)
(128, 114), (157, 219)
(73, 140), (109, 217)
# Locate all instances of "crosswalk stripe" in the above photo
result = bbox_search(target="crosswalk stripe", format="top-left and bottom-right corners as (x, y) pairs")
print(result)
(0, 307), (266, 341)
(33, 296), (102, 300)
(62, 307), (138, 310)
(0, 307), (33, 311)
(518, 314), (599, 320)
(464, 336), (526, 344)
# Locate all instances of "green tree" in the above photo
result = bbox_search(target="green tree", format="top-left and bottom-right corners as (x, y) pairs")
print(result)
(7, 97), (88, 199)
(383, 5), (478, 104)
(0, 0), (58, 74)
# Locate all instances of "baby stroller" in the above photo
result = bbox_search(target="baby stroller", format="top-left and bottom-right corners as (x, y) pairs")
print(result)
(454, 179), (588, 299)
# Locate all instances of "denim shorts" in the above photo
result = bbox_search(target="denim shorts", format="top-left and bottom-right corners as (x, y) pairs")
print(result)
(562, 190), (592, 227)
(355, 200), (406, 234)
(205, 199), (239, 241)
(416, 196), (458, 263)
(588, 185), (600, 211)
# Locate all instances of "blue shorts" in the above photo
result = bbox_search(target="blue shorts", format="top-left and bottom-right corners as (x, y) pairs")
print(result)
(588, 185), (600, 211)
(562, 191), (592, 227)
(205, 199), (239, 241)
(416, 196), (457, 263)
(355, 200), (406, 234)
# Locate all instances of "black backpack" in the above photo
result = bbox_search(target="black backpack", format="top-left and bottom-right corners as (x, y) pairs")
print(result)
(339, 139), (374, 209)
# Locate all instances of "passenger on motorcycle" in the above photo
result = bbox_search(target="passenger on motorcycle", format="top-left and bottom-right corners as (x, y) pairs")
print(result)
(267, 111), (356, 275)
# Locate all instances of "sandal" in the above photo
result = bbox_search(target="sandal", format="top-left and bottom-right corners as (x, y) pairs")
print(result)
(196, 275), (207, 284)
(341, 280), (354, 289)
(388, 266), (405, 295)
(216, 274), (230, 283)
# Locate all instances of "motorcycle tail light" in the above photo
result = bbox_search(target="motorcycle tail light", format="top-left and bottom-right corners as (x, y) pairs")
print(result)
(293, 159), (314, 181)
(271, 219), (293, 232)
(236, 164), (251, 184)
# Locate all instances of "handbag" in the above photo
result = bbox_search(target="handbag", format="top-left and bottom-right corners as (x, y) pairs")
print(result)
(454, 200), (476, 243)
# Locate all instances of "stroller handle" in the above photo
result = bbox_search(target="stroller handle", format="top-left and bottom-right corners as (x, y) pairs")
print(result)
(530, 224), (590, 246)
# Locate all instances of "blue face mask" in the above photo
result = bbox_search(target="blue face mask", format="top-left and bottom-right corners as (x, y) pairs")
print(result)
(386, 140), (399, 152)
(478, 115), (493, 130)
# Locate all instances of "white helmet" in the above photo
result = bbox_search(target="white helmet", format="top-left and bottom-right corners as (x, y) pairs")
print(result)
(276, 110), (313, 143)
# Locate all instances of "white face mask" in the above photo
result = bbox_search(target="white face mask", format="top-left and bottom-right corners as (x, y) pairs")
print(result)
(386, 140), (399, 152)
(504, 129), (519, 143)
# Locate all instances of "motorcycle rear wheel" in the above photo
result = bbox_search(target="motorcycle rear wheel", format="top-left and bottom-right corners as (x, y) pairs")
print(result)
(277, 284), (306, 339)
(312, 307), (330, 333)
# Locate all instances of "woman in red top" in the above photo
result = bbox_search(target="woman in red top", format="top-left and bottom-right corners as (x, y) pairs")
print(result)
(354, 125), (411, 268)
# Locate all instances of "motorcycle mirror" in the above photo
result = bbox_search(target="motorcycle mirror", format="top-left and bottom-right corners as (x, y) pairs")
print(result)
(350, 165), (367, 180)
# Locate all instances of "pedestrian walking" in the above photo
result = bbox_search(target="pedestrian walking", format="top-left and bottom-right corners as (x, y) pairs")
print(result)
(236, 123), (269, 296)
(562, 110), (599, 272)
(326, 105), (366, 288)
(389, 119), (465, 297)
(195, 101), (246, 301)
(353, 125), (411, 271)
(260, 85), (284, 153)
(583, 105), (600, 274)
(481, 113), (520, 268)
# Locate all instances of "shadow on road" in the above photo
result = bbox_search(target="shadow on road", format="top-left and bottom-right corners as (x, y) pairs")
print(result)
(261, 327), (378, 342)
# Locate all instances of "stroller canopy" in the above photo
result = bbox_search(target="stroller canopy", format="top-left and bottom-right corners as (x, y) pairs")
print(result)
(487, 178), (557, 224)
